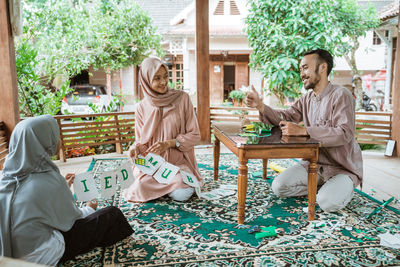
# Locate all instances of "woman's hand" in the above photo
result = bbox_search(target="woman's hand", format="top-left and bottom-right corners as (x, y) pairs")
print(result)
(65, 173), (75, 187)
(87, 199), (98, 210)
(146, 140), (175, 155)
(129, 145), (141, 160)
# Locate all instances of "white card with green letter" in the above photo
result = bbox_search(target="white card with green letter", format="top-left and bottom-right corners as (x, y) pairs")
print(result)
(99, 171), (117, 199)
(153, 162), (179, 184)
(145, 153), (164, 170)
(181, 170), (200, 188)
(73, 172), (98, 202)
(117, 163), (134, 189)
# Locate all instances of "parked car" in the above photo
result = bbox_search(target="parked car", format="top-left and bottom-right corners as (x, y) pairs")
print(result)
(61, 84), (112, 115)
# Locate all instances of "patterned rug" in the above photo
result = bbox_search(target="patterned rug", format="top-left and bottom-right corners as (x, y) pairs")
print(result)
(60, 153), (400, 266)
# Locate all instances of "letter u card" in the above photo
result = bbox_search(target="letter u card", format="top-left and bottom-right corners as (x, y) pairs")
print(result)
(153, 162), (179, 184)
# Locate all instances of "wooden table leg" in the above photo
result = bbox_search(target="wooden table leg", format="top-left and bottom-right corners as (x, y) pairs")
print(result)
(307, 160), (318, 220)
(262, 159), (268, 180)
(237, 149), (248, 224)
(213, 137), (220, 181)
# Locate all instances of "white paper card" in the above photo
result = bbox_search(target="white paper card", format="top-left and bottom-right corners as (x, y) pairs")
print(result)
(200, 192), (222, 200)
(181, 170), (200, 188)
(99, 171), (117, 199)
(219, 184), (237, 190)
(145, 153), (165, 170)
(73, 172), (98, 202)
(378, 233), (400, 249)
(117, 163), (134, 189)
(153, 162), (179, 184)
(135, 155), (157, 175)
(195, 187), (202, 198)
(385, 140), (396, 156)
(211, 188), (236, 196)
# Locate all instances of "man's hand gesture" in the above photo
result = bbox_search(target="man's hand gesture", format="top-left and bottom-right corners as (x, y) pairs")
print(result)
(245, 85), (264, 112)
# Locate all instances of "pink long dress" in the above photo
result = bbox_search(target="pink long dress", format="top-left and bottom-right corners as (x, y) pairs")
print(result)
(123, 92), (203, 202)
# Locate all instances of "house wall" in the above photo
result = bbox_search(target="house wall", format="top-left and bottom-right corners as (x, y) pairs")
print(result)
(335, 30), (386, 71)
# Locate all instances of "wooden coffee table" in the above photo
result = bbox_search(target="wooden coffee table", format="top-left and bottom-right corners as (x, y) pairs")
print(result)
(212, 122), (320, 224)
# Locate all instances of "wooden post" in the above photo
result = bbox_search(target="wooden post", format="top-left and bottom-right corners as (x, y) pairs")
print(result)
(392, 14), (400, 157)
(133, 65), (139, 100)
(196, 0), (211, 142)
(114, 114), (123, 154)
(0, 0), (20, 140)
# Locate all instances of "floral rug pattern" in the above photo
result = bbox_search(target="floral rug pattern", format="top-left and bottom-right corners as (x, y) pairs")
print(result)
(60, 154), (400, 266)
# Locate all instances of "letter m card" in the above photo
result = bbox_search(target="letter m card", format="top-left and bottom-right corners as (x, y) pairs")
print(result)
(153, 162), (179, 184)
(99, 170), (117, 199)
(73, 172), (98, 202)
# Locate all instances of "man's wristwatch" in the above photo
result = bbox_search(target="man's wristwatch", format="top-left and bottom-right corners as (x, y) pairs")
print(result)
(175, 139), (181, 149)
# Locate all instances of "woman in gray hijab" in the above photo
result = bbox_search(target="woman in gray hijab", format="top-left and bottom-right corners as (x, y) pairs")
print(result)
(0, 115), (133, 265)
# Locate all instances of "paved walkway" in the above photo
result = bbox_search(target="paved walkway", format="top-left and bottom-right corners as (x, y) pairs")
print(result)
(56, 147), (400, 210)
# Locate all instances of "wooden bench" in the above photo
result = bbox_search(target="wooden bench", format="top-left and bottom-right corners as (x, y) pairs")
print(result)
(210, 106), (393, 145)
(0, 121), (9, 170)
(54, 112), (136, 162)
(355, 112), (392, 145)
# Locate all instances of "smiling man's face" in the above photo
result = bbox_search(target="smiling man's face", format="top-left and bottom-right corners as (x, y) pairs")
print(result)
(299, 53), (323, 90)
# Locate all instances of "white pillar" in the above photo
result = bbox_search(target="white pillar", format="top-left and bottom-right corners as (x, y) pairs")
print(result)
(384, 31), (392, 111)
(375, 30), (393, 111)
(182, 38), (191, 94)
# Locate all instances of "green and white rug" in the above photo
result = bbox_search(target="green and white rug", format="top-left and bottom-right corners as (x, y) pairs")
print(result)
(60, 154), (400, 266)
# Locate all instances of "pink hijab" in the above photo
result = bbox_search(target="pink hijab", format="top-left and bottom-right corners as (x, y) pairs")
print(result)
(139, 57), (183, 143)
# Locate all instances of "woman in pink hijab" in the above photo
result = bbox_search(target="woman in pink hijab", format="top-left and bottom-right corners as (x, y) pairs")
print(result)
(124, 57), (203, 202)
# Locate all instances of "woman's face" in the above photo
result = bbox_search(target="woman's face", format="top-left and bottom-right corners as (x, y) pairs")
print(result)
(151, 66), (169, 94)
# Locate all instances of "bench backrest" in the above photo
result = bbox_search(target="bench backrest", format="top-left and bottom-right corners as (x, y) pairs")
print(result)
(210, 106), (393, 145)
(54, 112), (136, 162)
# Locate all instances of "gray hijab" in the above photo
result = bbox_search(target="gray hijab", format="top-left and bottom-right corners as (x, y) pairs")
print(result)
(0, 115), (82, 258)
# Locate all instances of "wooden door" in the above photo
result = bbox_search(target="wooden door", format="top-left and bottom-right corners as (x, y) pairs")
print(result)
(209, 61), (224, 104)
(235, 62), (249, 90)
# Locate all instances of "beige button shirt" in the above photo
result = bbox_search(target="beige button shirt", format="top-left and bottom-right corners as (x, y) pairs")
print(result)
(259, 82), (363, 186)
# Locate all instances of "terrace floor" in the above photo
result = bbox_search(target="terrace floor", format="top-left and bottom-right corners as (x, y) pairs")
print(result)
(55, 145), (400, 210)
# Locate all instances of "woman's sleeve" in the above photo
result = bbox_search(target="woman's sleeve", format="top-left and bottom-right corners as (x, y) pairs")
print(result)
(176, 94), (201, 152)
(130, 104), (148, 154)
(80, 206), (95, 218)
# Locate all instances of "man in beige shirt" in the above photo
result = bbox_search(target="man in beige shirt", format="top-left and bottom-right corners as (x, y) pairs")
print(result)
(246, 49), (363, 212)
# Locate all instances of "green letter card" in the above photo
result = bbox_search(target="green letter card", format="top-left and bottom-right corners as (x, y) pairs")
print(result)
(181, 170), (200, 188)
(153, 161), (179, 184)
(142, 153), (164, 175)
(73, 172), (98, 202)
(117, 162), (134, 189)
(99, 170), (117, 199)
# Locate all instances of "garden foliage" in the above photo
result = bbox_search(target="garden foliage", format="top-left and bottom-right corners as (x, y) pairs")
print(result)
(246, 0), (380, 105)
(16, 0), (162, 116)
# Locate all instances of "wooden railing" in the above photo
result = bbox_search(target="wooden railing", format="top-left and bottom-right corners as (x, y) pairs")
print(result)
(355, 112), (392, 145)
(54, 112), (135, 162)
(0, 121), (9, 169)
(210, 106), (392, 145)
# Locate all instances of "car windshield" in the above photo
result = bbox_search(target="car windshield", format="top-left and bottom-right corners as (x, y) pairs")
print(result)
(65, 86), (106, 105)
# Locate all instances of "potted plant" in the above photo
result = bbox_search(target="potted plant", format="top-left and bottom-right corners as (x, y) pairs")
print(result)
(229, 90), (246, 106)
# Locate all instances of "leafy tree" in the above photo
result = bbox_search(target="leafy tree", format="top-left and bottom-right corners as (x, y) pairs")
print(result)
(246, 0), (379, 106)
(333, 0), (380, 108)
(16, 0), (162, 116)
